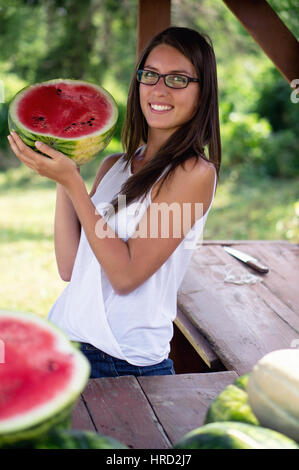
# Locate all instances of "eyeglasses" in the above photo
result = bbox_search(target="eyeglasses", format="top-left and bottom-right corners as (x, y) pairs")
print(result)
(136, 69), (200, 89)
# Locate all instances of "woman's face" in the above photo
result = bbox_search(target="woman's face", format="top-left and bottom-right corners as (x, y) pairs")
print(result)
(139, 44), (200, 137)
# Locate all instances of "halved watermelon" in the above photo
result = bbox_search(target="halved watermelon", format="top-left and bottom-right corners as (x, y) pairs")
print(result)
(0, 310), (90, 448)
(8, 79), (118, 166)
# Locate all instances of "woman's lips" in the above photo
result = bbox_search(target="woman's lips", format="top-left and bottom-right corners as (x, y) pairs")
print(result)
(149, 103), (173, 113)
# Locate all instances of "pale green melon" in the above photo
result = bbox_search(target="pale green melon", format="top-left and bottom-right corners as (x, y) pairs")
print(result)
(247, 349), (299, 442)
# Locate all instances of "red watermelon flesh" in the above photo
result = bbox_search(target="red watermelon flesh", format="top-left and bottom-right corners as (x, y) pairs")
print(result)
(0, 311), (90, 446)
(0, 317), (73, 420)
(17, 82), (111, 138)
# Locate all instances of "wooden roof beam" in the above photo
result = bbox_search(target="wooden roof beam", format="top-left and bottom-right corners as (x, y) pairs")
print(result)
(223, 0), (299, 84)
(137, 0), (171, 58)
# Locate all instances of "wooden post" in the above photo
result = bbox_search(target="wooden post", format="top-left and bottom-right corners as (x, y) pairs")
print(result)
(222, 0), (299, 84)
(137, 0), (171, 59)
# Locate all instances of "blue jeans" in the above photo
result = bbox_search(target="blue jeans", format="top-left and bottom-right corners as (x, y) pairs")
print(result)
(79, 342), (175, 378)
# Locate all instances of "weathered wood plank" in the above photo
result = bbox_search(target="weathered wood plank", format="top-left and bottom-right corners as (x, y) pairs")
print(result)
(175, 306), (220, 369)
(138, 371), (238, 445)
(81, 376), (170, 449)
(71, 395), (96, 431)
(210, 243), (299, 331)
(178, 242), (299, 375)
(249, 242), (299, 314)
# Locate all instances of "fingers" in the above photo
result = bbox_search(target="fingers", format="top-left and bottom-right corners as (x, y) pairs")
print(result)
(34, 140), (65, 160)
(7, 132), (36, 170)
(8, 131), (78, 185)
(8, 132), (54, 176)
(8, 131), (65, 161)
(8, 131), (67, 175)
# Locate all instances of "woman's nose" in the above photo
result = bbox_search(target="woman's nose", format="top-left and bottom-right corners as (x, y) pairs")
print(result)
(152, 76), (168, 92)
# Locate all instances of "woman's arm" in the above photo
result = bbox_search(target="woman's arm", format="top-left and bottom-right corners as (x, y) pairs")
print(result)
(54, 183), (81, 281)
(55, 154), (124, 281)
(8, 133), (215, 295)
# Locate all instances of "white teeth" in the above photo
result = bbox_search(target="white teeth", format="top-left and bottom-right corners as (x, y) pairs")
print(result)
(151, 104), (172, 111)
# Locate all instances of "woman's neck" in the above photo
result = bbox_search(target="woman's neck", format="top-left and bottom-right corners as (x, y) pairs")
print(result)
(143, 128), (175, 162)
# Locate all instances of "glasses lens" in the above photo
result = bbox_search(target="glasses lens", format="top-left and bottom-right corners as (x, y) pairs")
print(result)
(137, 70), (158, 85)
(165, 74), (188, 88)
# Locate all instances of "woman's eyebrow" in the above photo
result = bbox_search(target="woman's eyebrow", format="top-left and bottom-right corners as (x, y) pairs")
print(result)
(144, 65), (192, 75)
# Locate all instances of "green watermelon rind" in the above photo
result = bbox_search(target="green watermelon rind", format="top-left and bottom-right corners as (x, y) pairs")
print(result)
(204, 374), (259, 426)
(0, 310), (91, 448)
(0, 404), (72, 449)
(173, 421), (299, 449)
(8, 78), (118, 166)
(33, 429), (129, 450)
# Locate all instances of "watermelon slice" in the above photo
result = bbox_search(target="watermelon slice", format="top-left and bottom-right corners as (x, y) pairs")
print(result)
(0, 310), (90, 448)
(8, 79), (118, 166)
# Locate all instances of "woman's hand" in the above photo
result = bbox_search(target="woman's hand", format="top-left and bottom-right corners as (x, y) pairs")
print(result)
(8, 131), (79, 190)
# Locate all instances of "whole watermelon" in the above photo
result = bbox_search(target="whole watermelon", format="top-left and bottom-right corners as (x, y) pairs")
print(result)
(204, 374), (259, 425)
(8, 79), (118, 166)
(173, 421), (299, 449)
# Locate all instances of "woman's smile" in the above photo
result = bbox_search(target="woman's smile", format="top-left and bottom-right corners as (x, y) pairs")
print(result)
(149, 102), (174, 113)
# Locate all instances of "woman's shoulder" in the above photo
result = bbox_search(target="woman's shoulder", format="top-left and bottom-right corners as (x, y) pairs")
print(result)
(181, 155), (216, 177)
(152, 155), (216, 203)
(168, 155), (216, 191)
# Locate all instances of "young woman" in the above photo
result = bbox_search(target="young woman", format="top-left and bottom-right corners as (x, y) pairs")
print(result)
(8, 27), (221, 378)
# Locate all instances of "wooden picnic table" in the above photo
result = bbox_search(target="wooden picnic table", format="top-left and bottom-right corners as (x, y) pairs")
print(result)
(72, 371), (238, 449)
(71, 239), (298, 449)
(176, 240), (299, 376)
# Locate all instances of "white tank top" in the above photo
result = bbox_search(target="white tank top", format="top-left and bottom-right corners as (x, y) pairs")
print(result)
(48, 151), (217, 366)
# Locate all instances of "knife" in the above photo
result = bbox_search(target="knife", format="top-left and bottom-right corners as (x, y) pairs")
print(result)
(223, 246), (269, 273)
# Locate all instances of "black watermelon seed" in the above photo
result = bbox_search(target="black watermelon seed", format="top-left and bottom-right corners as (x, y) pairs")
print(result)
(72, 123), (76, 125)
(89, 123), (93, 126)
(38, 116), (44, 120)
(47, 360), (58, 371)
(91, 117), (95, 120)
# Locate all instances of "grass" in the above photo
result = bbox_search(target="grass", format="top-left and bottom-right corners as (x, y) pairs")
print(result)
(206, 172), (299, 241)
(0, 156), (298, 319)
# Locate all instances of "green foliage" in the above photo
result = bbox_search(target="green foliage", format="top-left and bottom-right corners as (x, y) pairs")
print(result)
(261, 129), (299, 178)
(221, 112), (271, 169)
(0, 0), (297, 179)
(254, 68), (298, 132)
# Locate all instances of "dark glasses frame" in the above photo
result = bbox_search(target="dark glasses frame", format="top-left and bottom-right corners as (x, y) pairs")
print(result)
(136, 69), (200, 89)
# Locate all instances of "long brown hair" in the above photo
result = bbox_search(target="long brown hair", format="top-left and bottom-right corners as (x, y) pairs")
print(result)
(109, 26), (221, 214)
